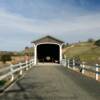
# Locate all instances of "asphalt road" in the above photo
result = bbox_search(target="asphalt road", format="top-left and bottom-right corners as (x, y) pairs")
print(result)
(0, 64), (100, 100)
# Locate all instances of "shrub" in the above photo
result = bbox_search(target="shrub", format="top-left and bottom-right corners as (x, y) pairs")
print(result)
(1, 54), (12, 63)
(94, 39), (100, 46)
(0, 80), (6, 86)
(88, 38), (94, 43)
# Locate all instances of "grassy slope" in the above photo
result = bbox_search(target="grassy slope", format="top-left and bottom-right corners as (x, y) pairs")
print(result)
(63, 42), (100, 64)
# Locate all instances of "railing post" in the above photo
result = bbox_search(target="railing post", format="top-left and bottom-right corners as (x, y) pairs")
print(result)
(67, 59), (70, 68)
(73, 59), (75, 70)
(32, 59), (34, 66)
(29, 60), (31, 68)
(96, 64), (99, 81)
(29, 60), (32, 68)
(82, 62), (85, 74)
(61, 59), (66, 67)
(26, 60), (28, 70)
(10, 64), (14, 81)
(19, 63), (23, 75)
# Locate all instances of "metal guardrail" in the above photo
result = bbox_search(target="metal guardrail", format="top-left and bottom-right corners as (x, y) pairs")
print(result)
(61, 59), (100, 81)
(0, 59), (34, 82)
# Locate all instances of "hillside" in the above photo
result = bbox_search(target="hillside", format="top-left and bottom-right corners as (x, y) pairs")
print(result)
(20, 47), (34, 56)
(63, 42), (100, 65)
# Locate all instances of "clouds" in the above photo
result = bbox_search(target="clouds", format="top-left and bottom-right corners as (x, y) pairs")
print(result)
(0, 9), (100, 35)
(0, 0), (100, 50)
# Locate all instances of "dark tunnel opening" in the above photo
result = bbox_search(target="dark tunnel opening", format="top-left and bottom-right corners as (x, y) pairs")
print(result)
(37, 44), (60, 63)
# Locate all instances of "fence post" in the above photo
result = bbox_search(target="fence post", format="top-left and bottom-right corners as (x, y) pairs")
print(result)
(29, 60), (31, 68)
(26, 60), (29, 70)
(31, 59), (33, 67)
(19, 63), (23, 75)
(67, 59), (70, 68)
(73, 59), (75, 70)
(82, 62), (85, 74)
(31, 58), (34, 65)
(96, 64), (99, 81)
(62, 59), (66, 67)
(29, 60), (32, 68)
(10, 64), (14, 81)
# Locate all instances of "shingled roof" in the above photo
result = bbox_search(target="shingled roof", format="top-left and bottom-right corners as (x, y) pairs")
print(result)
(32, 35), (64, 45)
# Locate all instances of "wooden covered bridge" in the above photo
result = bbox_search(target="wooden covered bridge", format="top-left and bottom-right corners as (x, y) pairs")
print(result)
(32, 35), (64, 64)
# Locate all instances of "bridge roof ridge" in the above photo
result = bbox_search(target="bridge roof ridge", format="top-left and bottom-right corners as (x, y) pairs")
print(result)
(31, 35), (64, 45)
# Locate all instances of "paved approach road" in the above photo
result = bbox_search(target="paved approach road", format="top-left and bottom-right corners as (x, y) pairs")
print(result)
(1, 64), (100, 100)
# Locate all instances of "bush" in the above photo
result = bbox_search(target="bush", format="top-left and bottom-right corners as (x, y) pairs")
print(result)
(94, 39), (100, 46)
(62, 43), (69, 48)
(0, 80), (6, 86)
(1, 54), (12, 63)
(88, 38), (94, 43)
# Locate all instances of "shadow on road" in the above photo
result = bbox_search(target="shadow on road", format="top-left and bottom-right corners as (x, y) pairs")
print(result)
(5, 81), (26, 93)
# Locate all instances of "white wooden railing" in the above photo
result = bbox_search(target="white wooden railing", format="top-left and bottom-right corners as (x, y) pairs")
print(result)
(61, 59), (100, 81)
(79, 63), (100, 81)
(0, 59), (34, 82)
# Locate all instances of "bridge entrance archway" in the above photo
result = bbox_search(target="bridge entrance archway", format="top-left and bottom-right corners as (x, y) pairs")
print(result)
(37, 44), (59, 63)
(32, 35), (64, 65)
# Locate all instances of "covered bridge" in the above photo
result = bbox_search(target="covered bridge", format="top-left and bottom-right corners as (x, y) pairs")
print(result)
(32, 35), (64, 64)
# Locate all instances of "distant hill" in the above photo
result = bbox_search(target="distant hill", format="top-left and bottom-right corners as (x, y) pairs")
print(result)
(0, 51), (15, 56)
(19, 47), (34, 56)
(0, 47), (34, 57)
(63, 42), (100, 65)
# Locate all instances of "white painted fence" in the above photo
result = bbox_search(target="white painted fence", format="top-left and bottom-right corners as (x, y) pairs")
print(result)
(61, 59), (100, 81)
(80, 63), (100, 81)
(0, 59), (34, 82)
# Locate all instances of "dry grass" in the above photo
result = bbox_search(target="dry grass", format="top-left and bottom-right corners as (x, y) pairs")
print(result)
(0, 56), (26, 68)
(63, 42), (100, 65)
(84, 70), (96, 79)
(0, 62), (10, 68)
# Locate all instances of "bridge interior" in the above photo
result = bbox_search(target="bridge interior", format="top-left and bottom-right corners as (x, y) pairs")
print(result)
(37, 44), (59, 63)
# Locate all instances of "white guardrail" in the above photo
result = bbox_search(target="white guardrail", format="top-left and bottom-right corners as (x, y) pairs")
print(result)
(61, 59), (100, 81)
(0, 59), (34, 82)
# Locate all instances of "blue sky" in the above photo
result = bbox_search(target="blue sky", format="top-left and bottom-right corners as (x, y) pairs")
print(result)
(0, 0), (100, 51)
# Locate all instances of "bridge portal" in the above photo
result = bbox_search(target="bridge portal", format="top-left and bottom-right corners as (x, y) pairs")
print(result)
(37, 44), (59, 63)
(32, 35), (64, 64)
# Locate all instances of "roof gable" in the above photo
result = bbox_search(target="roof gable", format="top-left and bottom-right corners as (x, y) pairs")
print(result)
(32, 35), (64, 45)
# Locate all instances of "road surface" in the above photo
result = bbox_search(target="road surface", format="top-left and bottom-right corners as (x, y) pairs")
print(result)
(0, 64), (100, 100)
